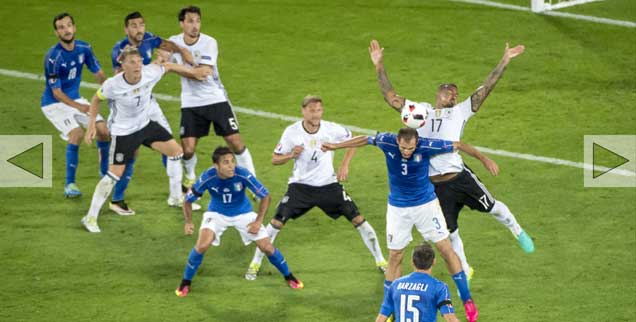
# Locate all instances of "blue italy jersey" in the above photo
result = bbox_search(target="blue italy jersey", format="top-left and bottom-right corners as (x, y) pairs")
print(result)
(111, 32), (162, 71)
(186, 166), (269, 216)
(369, 133), (453, 207)
(41, 40), (101, 106)
(380, 272), (455, 322)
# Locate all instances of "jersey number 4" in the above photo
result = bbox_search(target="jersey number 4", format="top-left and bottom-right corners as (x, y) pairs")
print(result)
(399, 294), (421, 322)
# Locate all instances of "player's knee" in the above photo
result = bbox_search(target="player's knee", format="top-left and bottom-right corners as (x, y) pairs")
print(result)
(67, 127), (84, 144)
(224, 135), (244, 152)
(271, 219), (285, 230)
(257, 240), (275, 256)
(350, 215), (365, 226)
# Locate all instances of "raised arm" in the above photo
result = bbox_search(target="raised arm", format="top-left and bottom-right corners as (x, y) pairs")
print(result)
(452, 141), (499, 176)
(159, 39), (196, 66)
(470, 43), (525, 112)
(162, 62), (212, 81)
(369, 40), (406, 112)
(322, 136), (369, 151)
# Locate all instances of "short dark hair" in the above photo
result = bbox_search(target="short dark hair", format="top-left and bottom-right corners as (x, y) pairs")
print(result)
(437, 83), (458, 92)
(397, 128), (418, 143)
(125, 11), (143, 26)
(302, 95), (322, 108)
(212, 146), (233, 164)
(179, 6), (201, 21)
(412, 242), (435, 270)
(53, 12), (74, 30)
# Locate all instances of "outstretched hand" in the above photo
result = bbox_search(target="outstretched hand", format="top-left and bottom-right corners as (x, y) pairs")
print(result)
(503, 43), (525, 64)
(369, 40), (384, 66)
(482, 157), (499, 176)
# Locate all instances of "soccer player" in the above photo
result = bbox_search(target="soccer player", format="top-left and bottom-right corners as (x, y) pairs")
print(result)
(243, 95), (387, 280)
(322, 128), (479, 322)
(41, 12), (110, 198)
(376, 242), (459, 322)
(107, 11), (197, 215)
(166, 6), (257, 190)
(81, 46), (186, 233)
(369, 39), (534, 279)
(175, 146), (303, 297)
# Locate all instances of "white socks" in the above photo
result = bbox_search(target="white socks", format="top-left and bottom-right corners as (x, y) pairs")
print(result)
(250, 224), (280, 265)
(356, 221), (386, 263)
(450, 229), (471, 273)
(489, 200), (523, 237)
(183, 153), (197, 180)
(87, 173), (119, 218)
(167, 154), (183, 200)
(235, 147), (256, 175)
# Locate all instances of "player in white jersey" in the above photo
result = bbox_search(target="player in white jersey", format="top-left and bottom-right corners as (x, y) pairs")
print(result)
(244, 95), (387, 280)
(80, 46), (187, 233)
(165, 6), (257, 191)
(368, 39), (535, 278)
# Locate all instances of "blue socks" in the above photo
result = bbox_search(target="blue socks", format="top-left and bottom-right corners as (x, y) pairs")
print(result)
(452, 271), (472, 302)
(267, 248), (290, 277)
(96, 141), (110, 177)
(183, 248), (204, 281)
(112, 158), (135, 202)
(161, 154), (167, 168)
(65, 143), (79, 185)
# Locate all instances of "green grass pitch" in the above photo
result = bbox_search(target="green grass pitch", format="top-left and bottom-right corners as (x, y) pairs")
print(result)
(0, 0), (634, 321)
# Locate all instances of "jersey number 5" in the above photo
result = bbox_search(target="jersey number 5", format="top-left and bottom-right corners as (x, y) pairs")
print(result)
(399, 294), (421, 322)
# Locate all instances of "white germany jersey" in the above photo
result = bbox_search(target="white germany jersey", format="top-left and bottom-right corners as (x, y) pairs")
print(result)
(274, 120), (352, 187)
(412, 97), (475, 176)
(97, 64), (165, 136)
(168, 33), (228, 108)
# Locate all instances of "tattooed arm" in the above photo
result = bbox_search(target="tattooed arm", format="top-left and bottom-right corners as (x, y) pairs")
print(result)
(470, 43), (525, 113)
(369, 40), (406, 112)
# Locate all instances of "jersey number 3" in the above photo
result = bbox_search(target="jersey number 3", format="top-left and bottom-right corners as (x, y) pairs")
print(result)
(399, 294), (421, 322)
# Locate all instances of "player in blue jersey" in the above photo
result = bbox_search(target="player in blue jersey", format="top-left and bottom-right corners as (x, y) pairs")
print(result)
(107, 11), (196, 216)
(41, 13), (110, 198)
(377, 242), (459, 322)
(175, 146), (304, 297)
(322, 128), (479, 322)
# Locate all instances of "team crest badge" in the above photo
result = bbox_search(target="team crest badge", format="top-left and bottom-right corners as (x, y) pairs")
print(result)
(310, 139), (316, 148)
(435, 109), (442, 118)
(78, 54), (84, 64)
(133, 88), (140, 94)
(414, 154), (422, 162)
(115, 153), (124, 163)
(234, 182), (243, 191)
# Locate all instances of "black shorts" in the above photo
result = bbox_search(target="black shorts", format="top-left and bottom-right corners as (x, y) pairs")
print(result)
(109, 121), (173, 165)
(180, 101), (239, 138)
(273, 183), (360, 224)
(433, 166), (496, 232)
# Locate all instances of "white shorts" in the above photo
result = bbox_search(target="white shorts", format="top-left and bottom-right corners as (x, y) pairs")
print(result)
(41, 98), (105, 137)
(200, 211), (269, 246)
(147, 96), (172, 134)
(386, 198), (449, 250)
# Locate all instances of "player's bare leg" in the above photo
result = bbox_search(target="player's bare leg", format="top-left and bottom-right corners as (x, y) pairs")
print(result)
(176, 228), (215, 297)
(254, 236), (303, 289)
(181, 136), (199, 187)
(246, 219), (284, 280)
(350, 215), (387, 272)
